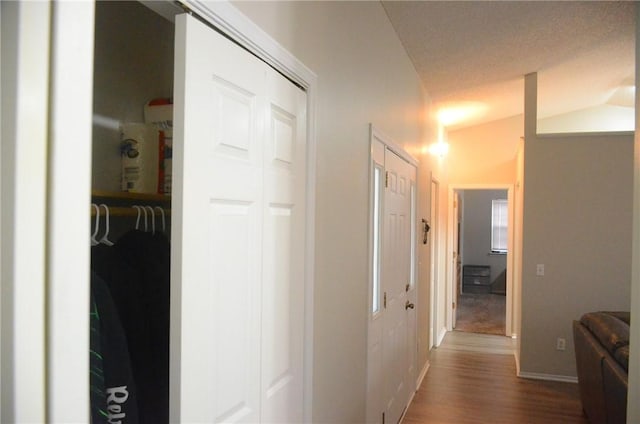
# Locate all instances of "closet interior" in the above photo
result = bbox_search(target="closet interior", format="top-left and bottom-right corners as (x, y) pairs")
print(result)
(90, 2), (178, 423)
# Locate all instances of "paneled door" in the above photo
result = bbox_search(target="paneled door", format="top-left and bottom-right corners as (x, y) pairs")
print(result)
(382, 149), (415, 424)
(172, 13), (306, 423)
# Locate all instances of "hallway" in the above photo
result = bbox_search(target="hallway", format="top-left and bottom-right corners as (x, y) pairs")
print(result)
(455, 293), (506, 336)
(403, 332), (587, 423)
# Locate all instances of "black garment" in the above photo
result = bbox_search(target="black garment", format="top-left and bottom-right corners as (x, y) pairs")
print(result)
(114, 230), (170, 424)
(92, 230), (170, 424)
(90, 272), (139, 424)
(90, 283), (107, 424)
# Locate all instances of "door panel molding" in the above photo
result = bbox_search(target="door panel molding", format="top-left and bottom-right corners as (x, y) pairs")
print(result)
(176, 3), (318, 421)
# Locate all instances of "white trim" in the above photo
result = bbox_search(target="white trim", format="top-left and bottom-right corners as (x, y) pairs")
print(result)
(1, 2), (51, 421)
(184, 1), (316, 91)
(46, 2), (95, 421)
(437, 327), (448, 347)
(518, 371), (578, 384)
(370, 124), (419, 167)
(178, 2), (318, 421)
(416, 360), (430, 390)
(429, 177), (440, 350)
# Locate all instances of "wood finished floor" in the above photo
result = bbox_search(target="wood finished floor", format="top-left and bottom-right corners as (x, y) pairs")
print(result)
(403, 332), (587, 424)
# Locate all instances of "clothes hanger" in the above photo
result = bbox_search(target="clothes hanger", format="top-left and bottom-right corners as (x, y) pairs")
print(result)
(140, 205), (148, 232)
(91, 204), (100, 246)
(98, 204), (114, 246)
(133, 205), (142, 230)
(144, 206), (155, 235)
(154, 206), (166, 232)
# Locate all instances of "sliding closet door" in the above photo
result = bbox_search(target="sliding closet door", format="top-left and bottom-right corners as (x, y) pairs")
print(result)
(172, 13), (306, 423)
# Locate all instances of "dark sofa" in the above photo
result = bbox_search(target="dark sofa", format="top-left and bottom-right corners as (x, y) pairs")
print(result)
(573, 311), (630, 424)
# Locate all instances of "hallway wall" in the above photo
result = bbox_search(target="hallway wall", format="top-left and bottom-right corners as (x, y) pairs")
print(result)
(521, 74), (633, 379)
(447, 114), (522, 185)
(520, 132), (633, 378)
(231, 2), (444, 421)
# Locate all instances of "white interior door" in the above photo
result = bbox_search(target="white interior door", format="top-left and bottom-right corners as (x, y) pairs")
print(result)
(172, 13), (306, 423)
(452, 191), (461, 329)
(382, 149), (414, 424)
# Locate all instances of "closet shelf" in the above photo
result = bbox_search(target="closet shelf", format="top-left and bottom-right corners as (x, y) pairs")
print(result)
(90, 206), (171, 217)
(92, 190), (171, 202)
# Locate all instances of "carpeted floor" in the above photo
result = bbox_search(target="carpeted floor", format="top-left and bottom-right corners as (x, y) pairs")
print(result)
(455, 293), (506, 336)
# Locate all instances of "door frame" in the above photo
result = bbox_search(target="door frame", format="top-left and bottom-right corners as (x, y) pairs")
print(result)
(446, 184), (515, 337)
(429, 178), (441, 348)
(5, 0), (318, 421)
(2, 1), (96, 421)
(366, 125), (419, 424)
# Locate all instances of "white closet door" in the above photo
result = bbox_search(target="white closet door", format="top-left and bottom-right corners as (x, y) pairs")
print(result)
(172, 13), (306, 423)
(261, 61), (307, 422)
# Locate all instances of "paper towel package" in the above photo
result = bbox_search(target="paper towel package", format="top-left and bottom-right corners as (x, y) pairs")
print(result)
(144, 99), (173, 195)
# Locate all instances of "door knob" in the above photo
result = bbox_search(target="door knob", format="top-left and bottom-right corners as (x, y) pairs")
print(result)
(405, 301), (414, 310)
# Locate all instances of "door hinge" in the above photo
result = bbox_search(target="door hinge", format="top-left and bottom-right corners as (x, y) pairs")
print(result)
(384, 292), (387, 309)
(452, 302), (456, 309)
(385, 171), (389, 188)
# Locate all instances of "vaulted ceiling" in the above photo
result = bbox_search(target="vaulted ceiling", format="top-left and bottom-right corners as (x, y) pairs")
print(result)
(382, 1), (636, 130)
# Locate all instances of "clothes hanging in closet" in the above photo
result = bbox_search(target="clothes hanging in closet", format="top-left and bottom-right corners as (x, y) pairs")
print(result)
(90, 271), (139, 424)
(92, 229), (170, 424)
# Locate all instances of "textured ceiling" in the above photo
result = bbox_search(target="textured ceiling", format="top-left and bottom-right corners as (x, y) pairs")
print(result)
(382, 1), (636, 130)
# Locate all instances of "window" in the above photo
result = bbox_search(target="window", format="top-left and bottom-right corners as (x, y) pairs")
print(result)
(409, 183), (416, 288)
(491, 199), (508, 253)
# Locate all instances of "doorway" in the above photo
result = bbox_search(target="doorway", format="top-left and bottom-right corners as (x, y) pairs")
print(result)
(366, 127), (418, 424)
(429, 178), (441, 348)
(448, 186), (514, 338)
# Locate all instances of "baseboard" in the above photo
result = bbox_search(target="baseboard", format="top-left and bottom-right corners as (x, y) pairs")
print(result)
(436, 327), (447, 346)
(416, 360), (430, 390)
(518, 370), (578, 384)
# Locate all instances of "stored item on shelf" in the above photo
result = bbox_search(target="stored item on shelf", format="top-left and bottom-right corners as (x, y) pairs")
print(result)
(144, 98), (173, 195)
(120, 123), (159, 194)
(161, 129), (172, 195)
(144, 98), (173, 129)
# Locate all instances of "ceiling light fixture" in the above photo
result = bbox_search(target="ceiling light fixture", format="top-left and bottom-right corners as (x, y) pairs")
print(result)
(428, 125), (449, 158)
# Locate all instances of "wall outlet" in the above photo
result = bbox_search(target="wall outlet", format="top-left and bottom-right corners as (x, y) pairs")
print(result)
(556, 337), (566, 351)
(536, 264), (545, 276)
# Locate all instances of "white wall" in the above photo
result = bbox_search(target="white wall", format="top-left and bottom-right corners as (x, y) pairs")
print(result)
(231, 2), (441, 422)
(445, 116), (521, 337)
(447, 115), (522, 185)
(92, 1), (174, 191)
(538, 104), (634, 134)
